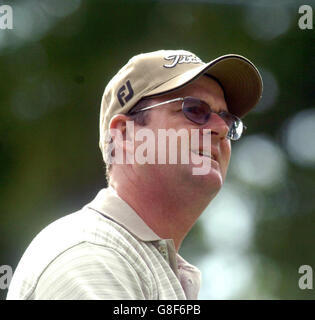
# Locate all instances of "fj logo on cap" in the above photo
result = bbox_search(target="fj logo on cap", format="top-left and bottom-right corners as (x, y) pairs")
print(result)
(163, 54), (203, 68)
(117, 80), (134, 107)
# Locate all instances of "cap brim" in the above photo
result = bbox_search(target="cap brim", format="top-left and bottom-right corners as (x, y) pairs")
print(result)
(144, 54), (263, 118)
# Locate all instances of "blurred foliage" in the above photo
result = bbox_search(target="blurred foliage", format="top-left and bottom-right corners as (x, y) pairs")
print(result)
(0, 0), (314, 299)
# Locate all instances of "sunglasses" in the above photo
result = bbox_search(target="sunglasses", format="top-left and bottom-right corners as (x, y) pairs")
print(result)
(130, 96), (246, 141)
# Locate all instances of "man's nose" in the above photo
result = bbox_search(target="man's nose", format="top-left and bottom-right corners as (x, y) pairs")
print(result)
(202, 113), (229, 140)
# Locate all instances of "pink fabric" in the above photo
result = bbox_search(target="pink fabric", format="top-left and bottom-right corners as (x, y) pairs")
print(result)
(176, 254), (201, 300)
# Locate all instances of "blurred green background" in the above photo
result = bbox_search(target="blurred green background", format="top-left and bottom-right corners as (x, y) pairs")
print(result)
(1, 0), (314, 300)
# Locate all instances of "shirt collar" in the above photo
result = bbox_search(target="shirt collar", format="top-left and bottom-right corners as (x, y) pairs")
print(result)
(86, 186), (162, 242)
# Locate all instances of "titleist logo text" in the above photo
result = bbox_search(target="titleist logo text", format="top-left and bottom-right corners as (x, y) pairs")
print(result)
(163, 54), (203, 68)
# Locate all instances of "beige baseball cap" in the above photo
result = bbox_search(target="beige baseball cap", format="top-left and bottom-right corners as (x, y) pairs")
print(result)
(99, 49), (263, 154)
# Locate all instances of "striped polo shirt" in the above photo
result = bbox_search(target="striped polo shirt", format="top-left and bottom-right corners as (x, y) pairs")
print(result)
(7, 187), (201, 300)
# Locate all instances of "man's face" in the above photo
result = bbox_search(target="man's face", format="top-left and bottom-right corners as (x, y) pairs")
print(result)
(132, 75), (232, 197)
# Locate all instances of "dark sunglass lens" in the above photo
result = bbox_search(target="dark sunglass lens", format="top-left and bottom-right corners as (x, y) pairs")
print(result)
(182, 97), (210, 124)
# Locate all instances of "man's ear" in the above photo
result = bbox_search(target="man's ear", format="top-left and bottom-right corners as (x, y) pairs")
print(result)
(109, 114), (134, 153)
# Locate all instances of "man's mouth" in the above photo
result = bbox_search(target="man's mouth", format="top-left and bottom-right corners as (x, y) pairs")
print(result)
(191, 150), (215, 160)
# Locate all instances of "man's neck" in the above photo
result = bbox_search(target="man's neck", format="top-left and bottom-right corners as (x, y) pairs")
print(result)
(110, 171), (216, 251)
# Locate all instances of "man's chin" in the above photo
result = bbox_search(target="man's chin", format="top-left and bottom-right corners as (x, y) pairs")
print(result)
(194, 166), (223, 189)
(181, 160), (224, 192)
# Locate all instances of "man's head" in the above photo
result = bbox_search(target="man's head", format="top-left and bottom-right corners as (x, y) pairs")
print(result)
(111, 75), (232, 196)
(99, 49), (263, 194)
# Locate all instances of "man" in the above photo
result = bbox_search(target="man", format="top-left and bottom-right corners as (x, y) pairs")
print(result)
(7, 49), (262, 300)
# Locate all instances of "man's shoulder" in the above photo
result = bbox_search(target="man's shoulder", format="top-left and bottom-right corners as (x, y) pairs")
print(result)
(25, 207), (109, 253)
(16, 204), (141, 269)
(7, 205), (145, 299)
